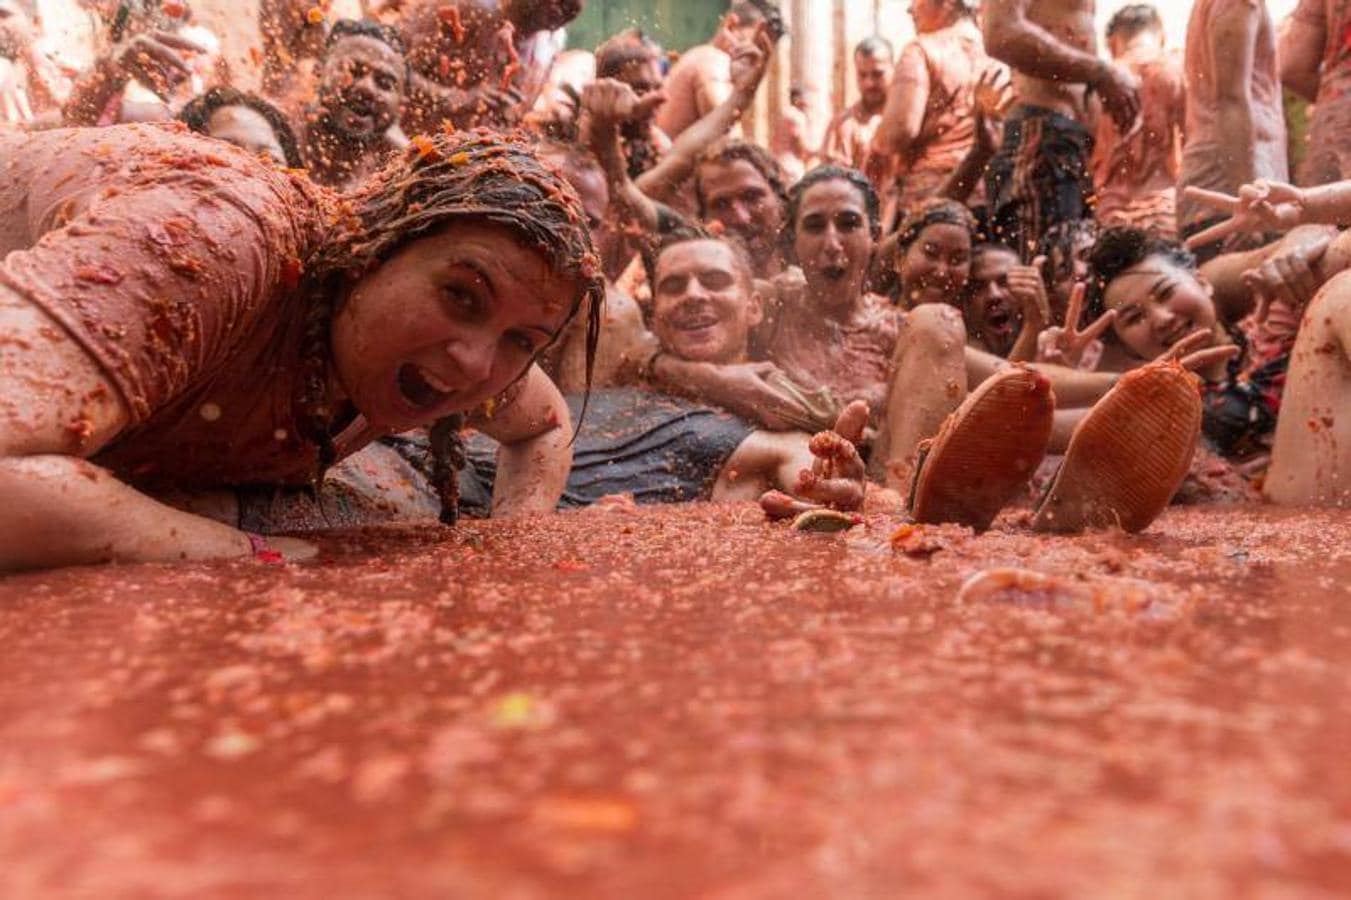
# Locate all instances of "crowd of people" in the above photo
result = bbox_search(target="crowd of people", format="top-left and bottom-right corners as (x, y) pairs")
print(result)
(1, 0), (1349, 572)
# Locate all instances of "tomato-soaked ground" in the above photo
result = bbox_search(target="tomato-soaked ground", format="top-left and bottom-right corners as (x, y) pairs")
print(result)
(2, 504), (1351, 898)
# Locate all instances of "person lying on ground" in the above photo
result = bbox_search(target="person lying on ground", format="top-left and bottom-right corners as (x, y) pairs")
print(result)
(223, 233), (875, 532)
(0, 125), (603, 572)
(178, 86), (303, 168)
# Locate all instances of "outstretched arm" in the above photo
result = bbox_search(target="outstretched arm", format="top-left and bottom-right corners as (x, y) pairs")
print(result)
(0, 288), (271, 572)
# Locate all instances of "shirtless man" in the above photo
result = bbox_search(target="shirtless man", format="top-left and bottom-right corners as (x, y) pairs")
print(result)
(655, 0), (781, 140)
(772, 84), (812, 183)
(820, 37), (894, 191)
(399, 0), (584, 134)
(982, 0), (1140, 259)
(300, 19), (408, 189)
(1092, 4), (1185, 239)
(1177, 0), (1288, 263)
(593, 28), (670, 179)
(1280, 0), (1351, 187)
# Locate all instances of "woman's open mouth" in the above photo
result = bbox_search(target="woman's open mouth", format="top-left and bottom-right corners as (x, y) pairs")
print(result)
(820, 264), (848, 282)
(397, 363), (455, 410)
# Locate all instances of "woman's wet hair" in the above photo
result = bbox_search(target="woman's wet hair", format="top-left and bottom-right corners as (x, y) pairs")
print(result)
(1085, 225), (1197, 320)
(892, 198), (977, 252)
(178, 87), (305, 168)
(779, 164), (881, 265)
(299, 130), (605, 523)
(693, 139), (790, 220)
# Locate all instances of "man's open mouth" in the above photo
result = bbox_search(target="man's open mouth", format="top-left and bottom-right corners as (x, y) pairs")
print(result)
(397, 363), (454, 410)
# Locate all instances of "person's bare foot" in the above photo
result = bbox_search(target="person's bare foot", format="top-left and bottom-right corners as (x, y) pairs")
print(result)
(910, 368), (1055, 531)
(1032, 361), (1201, 534)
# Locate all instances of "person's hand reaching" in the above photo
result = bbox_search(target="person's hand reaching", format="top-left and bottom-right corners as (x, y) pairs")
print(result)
(760, 400), (868, 519)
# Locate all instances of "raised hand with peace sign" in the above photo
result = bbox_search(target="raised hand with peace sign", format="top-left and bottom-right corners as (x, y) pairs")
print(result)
(1035, 282), (1115, 370)
(1182, 181), (1309, 250)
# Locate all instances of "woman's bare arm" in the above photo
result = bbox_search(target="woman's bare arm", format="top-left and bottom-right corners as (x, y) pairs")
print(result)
(0, 288), (260, 572)
(471, 364), (572, 517)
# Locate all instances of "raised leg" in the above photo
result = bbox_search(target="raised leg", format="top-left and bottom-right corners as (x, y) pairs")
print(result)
(872, 304), (969, 489)
(1265, 275), (1351, 506)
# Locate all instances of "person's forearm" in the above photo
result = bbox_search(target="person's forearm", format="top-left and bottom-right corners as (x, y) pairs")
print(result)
(1298, 180), (1351, 225)
(62, 59), (126, 125)
(984, 14), (1104, 86)
(0, 455), (251, 572)
(1216, 97), (1256, 193)
(637, 87), (753, 202)
(491, 426), (570, 517)
(590, 119), (659, 234)
(1007, 323), (1040, 362)
(939, 140), (994, 203)
(966, 346), (1117, 406)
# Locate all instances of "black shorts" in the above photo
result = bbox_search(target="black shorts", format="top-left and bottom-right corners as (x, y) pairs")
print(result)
(985, 106), (1095, 260)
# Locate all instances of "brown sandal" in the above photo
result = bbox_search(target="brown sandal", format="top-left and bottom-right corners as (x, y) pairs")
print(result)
(1032, 362), (1201, 534)
(909, 368), (1055, 531)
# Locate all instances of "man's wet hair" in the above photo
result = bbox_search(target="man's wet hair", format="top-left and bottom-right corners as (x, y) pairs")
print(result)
(178, 87), (305, 168)
(780, 165), (881, 263)
(1106, 4), (1164, 41)
(855, 35), (894, 62)
(730, 0), (786, 41)
(640, 227), (757, 322)
(1085, 226), (1197, 320)
(693, 139), (790, 220)
(596, 27), (664, 80)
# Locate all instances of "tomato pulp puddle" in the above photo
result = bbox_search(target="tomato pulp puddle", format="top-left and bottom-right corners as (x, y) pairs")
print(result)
(2, 504), (1350, 897)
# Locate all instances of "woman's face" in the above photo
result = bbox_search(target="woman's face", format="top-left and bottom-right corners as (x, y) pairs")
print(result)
(206, 104), (288, 166)
(793, 178), (874, 309)
(332, 222), (576, 431)
(1100, 254), (1217, 361)
(898, 222), (971, 308)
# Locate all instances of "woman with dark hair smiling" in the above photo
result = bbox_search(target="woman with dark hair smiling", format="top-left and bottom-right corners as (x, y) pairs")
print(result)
(0, 124), (604, 571)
